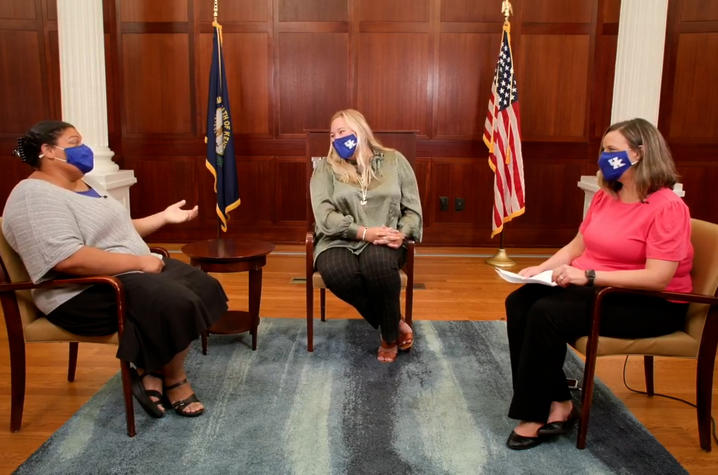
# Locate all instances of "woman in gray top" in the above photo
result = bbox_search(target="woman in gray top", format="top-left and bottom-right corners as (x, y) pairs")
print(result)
(310, 109), (423, 363)
(3, 120), (228, 419)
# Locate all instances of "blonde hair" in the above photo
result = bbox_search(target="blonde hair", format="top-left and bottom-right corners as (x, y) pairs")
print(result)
(326, 109), (392, 185)
(598, 118), (678, 200)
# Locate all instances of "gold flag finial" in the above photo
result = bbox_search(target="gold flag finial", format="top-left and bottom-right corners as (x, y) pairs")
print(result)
(501, 0), (513, 23)
(213, 0), (219, 22)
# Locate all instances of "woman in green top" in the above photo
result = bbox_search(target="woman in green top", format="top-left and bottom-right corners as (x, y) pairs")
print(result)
(310, 109), (423, 363)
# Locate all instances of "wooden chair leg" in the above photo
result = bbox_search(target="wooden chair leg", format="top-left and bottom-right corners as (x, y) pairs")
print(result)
(320, 288), (326, 322)
(643, 355), (654, 396)
(696, 346), (717, 451)
(577, 347), (600, 449)
(8, 333), (26, 432)
(201, 330), (208, 355)
(68, 342), (78, 382)
(120, 361), (136, 437)
(306, 277), (314, 352)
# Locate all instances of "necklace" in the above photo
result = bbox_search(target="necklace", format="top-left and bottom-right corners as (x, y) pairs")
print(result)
(358, 174), (368, 205)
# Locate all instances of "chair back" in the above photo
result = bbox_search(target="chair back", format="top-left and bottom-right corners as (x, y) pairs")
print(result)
(0, 217), (41, 328)
(685, 219), (718, 340)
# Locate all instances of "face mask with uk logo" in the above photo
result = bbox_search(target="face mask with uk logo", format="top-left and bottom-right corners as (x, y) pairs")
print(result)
(597, 150), (636, 181)
(332, 134), (358, 159)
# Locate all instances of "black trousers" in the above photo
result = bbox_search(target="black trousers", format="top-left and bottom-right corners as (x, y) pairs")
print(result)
(505, 284), (687, 423)
(315, 245), (406, 342)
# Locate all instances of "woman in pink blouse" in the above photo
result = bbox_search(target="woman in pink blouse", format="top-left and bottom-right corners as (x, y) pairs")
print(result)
(504, 118), (693, 450)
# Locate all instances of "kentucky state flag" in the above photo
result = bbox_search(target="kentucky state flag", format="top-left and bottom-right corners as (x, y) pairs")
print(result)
(206, 21), (240, 232)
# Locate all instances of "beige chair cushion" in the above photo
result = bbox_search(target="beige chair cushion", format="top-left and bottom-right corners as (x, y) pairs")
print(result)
(313, 270), (408, 289)
(23, 317), (118, 344)
(573, 331), (699, 358)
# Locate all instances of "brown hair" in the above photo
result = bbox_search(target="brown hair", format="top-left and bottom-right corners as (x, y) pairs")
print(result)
(598, 118), (678, 199)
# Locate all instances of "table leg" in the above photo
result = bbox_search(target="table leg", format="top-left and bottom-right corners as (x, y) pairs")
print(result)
(248, 267), (262, 350)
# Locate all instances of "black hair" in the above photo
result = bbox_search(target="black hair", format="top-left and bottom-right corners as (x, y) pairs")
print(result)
(12, 120), (74, 168)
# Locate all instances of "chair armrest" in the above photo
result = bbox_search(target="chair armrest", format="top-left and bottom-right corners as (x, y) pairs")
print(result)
(305, 232), (315, 281)
(583, 286), (718, 355)
(0, 275), (127, 334)
(149, 247), (169, 258)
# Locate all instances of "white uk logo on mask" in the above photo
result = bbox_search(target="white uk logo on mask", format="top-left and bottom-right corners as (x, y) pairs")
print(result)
(343, 138), (357, 149)
(608, 157), (626, 169)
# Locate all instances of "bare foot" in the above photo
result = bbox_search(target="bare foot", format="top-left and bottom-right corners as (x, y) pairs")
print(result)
(514, 421), (543, 437)
(546, 400), (573, 424)
(377, 340), (398, 363)
(165, 378), (204, 416)
(138, 370), (165, 414)
(398, 319), (413, 350)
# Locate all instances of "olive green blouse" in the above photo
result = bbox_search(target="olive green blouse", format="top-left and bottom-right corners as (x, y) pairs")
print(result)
(310, 149), (423, 263)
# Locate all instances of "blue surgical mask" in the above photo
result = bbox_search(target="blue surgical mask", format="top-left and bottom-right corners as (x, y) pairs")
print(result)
(56, 144), (94, 174)
(332, 134), (358, 159)
(597, 150), (635, 181)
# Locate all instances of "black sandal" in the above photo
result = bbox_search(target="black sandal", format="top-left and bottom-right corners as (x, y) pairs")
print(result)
(130, 368), (165, 418)
(164, 378), (204, 417)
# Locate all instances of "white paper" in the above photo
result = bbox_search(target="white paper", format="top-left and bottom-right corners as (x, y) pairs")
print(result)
(150, 252), (164, 261)
(495, 268), (557, 287)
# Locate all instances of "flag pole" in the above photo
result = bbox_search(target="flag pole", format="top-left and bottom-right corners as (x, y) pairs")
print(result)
(214, 0), (221, 238)
(486, 0), (517, 269)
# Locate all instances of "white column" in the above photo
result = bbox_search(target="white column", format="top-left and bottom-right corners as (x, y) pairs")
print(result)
(610, 0), (669, 125)
(56, 0), (136, 208)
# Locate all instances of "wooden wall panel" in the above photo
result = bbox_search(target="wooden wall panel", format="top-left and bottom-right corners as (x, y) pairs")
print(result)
(120, 0), (188, 22)
(680, 0), (718, 21)
(441, 0), (502, 22)
(275, 158), (306, 222)
(357, 33), (430, 133)
(436, 33), (498, 137)
(198, 32), (271, 135)
(518, 34), (590, 140)
(667, 33), (718, 140)
(231, 156), (274, 225)
(198, 0), (270, 22)
(521, 0), (593, 23)
(358, 0), (429, 22)
(12, 1), (718, 247)
(278, 33), (349, 134)
(0, 31), (46, 133)
(0, 1), (35, 19)
(121, 33), (193, 135)
(129, 156), (200, 223)
(279, 0), (347, 22)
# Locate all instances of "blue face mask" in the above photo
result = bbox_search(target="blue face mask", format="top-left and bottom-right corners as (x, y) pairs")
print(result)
(332, 134), (358, 159)
(597, 150), (635, 181)
(57, 144), (94, 174)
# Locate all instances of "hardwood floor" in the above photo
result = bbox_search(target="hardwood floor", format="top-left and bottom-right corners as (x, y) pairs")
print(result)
(1, 245), (716, 473)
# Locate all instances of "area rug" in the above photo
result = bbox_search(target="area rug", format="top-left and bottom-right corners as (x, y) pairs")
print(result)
(15, 319), (685, 474)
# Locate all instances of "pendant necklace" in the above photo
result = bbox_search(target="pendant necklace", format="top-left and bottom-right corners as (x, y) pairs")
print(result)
(358, 174), (368, 206)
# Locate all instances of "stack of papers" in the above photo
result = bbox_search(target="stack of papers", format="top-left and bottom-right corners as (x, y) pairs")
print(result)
(494, 268), (557, 287)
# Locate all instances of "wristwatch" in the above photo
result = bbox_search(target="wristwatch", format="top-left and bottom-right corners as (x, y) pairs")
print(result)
(585, 269), (596, 287)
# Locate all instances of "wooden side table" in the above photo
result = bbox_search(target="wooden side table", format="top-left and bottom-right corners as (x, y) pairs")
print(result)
(181, 238), (275, 353)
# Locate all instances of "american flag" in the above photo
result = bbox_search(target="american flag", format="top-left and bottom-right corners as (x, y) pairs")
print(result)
(483, 22), (525, 238)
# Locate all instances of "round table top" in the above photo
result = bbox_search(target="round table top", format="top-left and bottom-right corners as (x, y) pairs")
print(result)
(181, 238), (275, 262)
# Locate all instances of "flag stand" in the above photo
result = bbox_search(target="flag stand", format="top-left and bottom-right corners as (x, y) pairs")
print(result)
(486, 231), (516, 268)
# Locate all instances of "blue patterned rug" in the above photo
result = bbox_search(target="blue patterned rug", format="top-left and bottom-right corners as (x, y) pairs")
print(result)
(16, 319), (685, 474)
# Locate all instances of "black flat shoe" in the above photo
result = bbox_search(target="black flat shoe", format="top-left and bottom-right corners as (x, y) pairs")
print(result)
(538, 407), (580, 437)
(506, 431), (544, 450)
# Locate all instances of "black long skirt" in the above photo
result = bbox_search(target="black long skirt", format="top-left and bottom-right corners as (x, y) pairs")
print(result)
(46, 258), (228, 371)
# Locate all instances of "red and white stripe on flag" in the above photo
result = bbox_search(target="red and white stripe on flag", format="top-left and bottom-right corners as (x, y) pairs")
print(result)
(483, 22), (525, 238)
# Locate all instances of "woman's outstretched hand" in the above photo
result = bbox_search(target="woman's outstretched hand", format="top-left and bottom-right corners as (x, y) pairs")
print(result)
(164, 200), (198, 224)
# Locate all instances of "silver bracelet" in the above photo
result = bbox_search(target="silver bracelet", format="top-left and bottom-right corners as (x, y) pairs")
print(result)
(361, 227), (368, 241)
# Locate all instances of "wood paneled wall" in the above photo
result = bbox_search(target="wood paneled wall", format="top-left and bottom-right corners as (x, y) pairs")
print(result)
(1, 0), (716, 246)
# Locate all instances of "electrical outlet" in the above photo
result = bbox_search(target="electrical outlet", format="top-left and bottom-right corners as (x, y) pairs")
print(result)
(455, 197), (465, 211)
(439, 196), (449, 211)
